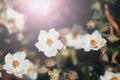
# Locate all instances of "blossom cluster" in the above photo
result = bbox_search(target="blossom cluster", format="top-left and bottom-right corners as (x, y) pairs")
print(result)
(65, 30), (106, 51)
(0, 1), (120, 80)
(35, 28), (106, 57)
(2, 27), (107, 80)
(3, 51), (37, 80)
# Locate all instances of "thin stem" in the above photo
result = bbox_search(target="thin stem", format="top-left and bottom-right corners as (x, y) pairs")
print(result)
(110, 25), (114, 35)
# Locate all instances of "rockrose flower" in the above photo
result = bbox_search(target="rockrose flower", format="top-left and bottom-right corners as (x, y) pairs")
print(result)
(100, 71), (120, 80)
(5, 8), (25, 34)
(82, 30), (106, 51)
(35, 28), (63, 57)
(3, 51), (26, 77)
(65, 32), (83, 49)
(23, 60), (38, 80)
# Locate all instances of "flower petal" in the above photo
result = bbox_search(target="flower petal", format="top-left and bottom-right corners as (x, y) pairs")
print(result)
(13, 51), (26, 60)
(44, 49), (58, 57)
(38, 30), (48, 40)
(48, 28), (59, 39)
(4, 53), (13, 63)
(56, 40), (63, 50)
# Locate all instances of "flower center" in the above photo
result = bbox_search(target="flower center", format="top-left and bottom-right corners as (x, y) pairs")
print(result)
(72, 34), (79, 40)
(46, 38), (53, 46)
(8, 18), (16, 23)
(90, 39), (97, 47)
(12, 60), (20, 68)
(111, 76), (118, 80)
(28, 67), (34, 73)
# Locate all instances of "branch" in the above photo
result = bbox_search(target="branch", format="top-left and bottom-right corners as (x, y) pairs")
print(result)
(104, 4), (120, 37)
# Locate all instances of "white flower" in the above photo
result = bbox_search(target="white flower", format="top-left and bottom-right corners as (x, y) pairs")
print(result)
(5, 8), (25, 34)
(82, 30), (106, 51)
(65, 33), (82, 49)
(100, 71), (120, 80)
(3, 51), (26, 77)
(35, 28), (63, 57)
(23, 60), (38, 80)
(81, 34), (91, 51)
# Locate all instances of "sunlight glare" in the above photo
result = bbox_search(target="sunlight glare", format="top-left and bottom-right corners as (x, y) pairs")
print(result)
(29, 0), (51, 15)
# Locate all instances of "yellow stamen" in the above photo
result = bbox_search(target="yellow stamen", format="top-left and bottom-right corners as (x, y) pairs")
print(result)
(90, 39), (97, 47)
(8, 18), (16, 23)
(46, 38), (53, 46)
(12, 60), (20, 68)
(28, 67), (34, 73)
(72, 34), (79, 40)
(111, 76), (118, 80)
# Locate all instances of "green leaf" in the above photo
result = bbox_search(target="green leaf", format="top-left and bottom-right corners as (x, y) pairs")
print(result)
(38, 66), (49, 74)
(97, 21), (109, 29)
(107, 35), (119, 43)
(92, 9), (105, 20)
(100, 25), (109, 32)
(92, 11), (101, 20)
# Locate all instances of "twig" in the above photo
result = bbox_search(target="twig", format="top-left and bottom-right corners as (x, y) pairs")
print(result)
(104, 4), (120, 37)
(110, 25), (114, 35)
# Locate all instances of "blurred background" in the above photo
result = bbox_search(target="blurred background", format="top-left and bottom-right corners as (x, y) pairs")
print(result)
(14, 0), (92, 31)
(0, 0), (120, 80)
